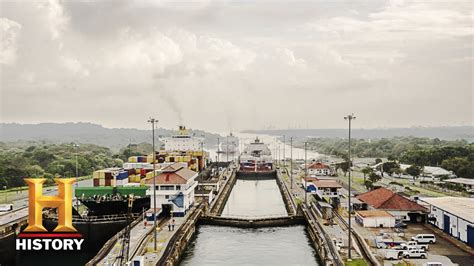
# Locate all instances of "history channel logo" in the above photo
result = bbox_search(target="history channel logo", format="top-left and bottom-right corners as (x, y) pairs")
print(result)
(16, 178), (84, 251)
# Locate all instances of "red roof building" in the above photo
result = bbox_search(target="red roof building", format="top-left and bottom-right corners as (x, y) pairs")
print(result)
(145, 164), (197, 185)
(356, 187), (427, 222)
(307, 162), (335, 176)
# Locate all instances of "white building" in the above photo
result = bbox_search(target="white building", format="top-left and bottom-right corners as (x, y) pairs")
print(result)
(303, 177), (342, 198)
(355, 210), (396, 228)
(399, 164), (456, 179)
(307, 162), (335, 176)
(443, 178), (474, 191)
(145, 163), (198, 217)
(419, 197), (474, 248)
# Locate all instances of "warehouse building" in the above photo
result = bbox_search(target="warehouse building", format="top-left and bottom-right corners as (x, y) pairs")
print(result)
(419, 197), (474, 248)
(355, 210), (396, 228)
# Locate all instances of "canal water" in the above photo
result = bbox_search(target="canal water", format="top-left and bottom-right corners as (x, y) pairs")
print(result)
(221, 176), (287, 217)
(180, 175), (320, 265)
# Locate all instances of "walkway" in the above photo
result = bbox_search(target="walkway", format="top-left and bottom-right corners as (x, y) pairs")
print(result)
(141, 215), (187, 265)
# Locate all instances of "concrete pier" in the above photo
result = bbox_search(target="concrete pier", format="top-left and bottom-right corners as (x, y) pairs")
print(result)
(208, 168), (237, 216)
(156, 203), (206, 266)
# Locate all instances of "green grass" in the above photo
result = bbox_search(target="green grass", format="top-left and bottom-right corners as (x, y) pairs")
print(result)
(345, 259), (368, 266)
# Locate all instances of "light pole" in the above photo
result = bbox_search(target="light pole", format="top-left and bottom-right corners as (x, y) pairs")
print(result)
(304, 141), (308, 206)
(3, 186), (7, 203)
(283, 135), (285, 167)
(344, 113), (356, 259)
(74, 143), (80, 210)
(200, 141), (204, 171)
(290, 137), (293, 189)
(217, 137), (220, 177)
(148, 118), (158, 251)
(73, 143), (79, 182)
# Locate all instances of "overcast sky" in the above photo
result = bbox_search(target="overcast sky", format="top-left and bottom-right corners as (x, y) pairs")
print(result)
(1, 0), (472, 132)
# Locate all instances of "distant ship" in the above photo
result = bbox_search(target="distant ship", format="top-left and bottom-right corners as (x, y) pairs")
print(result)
(218, 133), (239, 161)
(239, 137), (273, 172)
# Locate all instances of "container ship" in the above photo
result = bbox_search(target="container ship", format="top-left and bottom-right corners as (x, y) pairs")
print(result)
(238, 137), (273, 173)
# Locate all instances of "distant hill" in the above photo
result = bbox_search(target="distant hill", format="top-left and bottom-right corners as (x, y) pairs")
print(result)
(242, 126), (474, 141)
(0, 123), (221, 151)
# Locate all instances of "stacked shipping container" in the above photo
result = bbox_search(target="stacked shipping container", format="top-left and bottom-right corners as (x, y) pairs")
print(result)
(92, 168), (129, 187)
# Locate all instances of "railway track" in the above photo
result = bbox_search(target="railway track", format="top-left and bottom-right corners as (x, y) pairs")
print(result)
(128, 216), (170, 259)
(333, 210), (378, 266)
(306, 204), (344, 266)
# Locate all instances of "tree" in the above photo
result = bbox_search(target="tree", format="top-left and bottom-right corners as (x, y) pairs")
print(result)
(387, 155), (397, 161)
(368, 172), (382, 184)
(441, 157), (474, 178)
(382, 161), (400, 176)
(338, 161), (349, 177)
(361, 166), (373, 182)
(375, 158), (382, 164)
(365, 172), (382, 190)
(405, 165), (422, 180)
(25, 165), (45, 178)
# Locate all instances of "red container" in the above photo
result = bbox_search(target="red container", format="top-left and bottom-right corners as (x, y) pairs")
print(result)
(93, 179), (100, 187)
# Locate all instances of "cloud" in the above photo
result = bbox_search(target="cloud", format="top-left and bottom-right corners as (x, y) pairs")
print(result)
(304, 1), (473, 42)
(36, 0), (70, 41)
(0, 18), (22, 65)
(0, 0), (472, 130)
(60, 55), (89, 77)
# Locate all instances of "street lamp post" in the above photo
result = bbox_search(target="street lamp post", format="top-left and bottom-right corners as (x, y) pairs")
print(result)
(344, 113), (356, 259)
(148, 118), (158, 251)
(226, 136), (229, 163)
(304, 141), (307, 206)
(217, 137), (220, 177)
(73, 143), (79, 209)
(290, 137), (293, 189)
(283, 135), (285, 167)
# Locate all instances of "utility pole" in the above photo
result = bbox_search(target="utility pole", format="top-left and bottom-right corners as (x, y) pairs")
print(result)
(73, 143), (79, 209)
(148, 118), (158, 251)
(304, 141), (308, 206)
(290, 137), (293, 189)
(344, 113), (356, 260)
(217, 137), (220, 176)
(283, 135), (285, 167)
(226, 135), (229, 163)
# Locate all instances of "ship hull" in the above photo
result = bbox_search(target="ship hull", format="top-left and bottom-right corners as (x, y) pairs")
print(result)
(80, 197), (150, 216)
(2, 216), (131, 266)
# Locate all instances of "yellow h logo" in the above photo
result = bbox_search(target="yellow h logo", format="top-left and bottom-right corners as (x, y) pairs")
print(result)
(24, 178), (77, 232)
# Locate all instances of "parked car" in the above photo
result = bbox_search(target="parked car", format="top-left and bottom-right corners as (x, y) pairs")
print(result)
(395, 221), (408, 228)
(384, 249), (403, 260)
(400, 241), (429, 251)
(402, 247), (427, 259)
(0, 204), (13, 212)
(412, 234), (436, 244)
